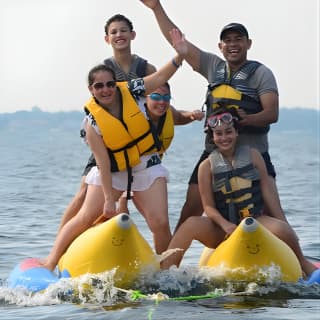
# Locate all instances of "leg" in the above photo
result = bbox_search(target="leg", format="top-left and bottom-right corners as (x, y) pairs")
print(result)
(257, 215), (316, 277)
(57, 176), (87, 233)
(43, 185), (105, 270)
(57, 155), (98, 231)
(117, 192), (130, 214)
(266, 176), (292, 225)
(174, 151), (210, 233)
(162, 216), (225, 269)
(133, 177), (171, 254)
(174, 183), (203, 232)
(261, 152), (284, 219)
(263, 176), (284, 218)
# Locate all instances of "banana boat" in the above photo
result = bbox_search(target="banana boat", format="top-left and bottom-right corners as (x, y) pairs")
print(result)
(7, 216), (319, 293)
(8, 213), (159, 292)
(199, 217), (320, 284)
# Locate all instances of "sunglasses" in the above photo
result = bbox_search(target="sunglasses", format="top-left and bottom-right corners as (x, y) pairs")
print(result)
(207, 112), (235, 128)
(92, 81), (116, 90)
(148, 93), (171, 102)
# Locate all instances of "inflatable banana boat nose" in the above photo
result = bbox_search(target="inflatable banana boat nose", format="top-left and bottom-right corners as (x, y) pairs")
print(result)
(58, 213), (159, 287)
(199, 217), (302, 282)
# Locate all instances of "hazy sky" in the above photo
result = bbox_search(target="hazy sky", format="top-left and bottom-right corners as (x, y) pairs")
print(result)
(1, 0), (319, 113)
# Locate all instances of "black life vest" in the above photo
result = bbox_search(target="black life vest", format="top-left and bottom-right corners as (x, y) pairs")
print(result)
(205, 60), (269, 135)
(209, 145), (264, 224)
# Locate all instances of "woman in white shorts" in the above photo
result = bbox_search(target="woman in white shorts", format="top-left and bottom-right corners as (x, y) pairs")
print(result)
(84, 81), (204, 249)
(42, 38), (186, 271)
(86, 81), (204, 213)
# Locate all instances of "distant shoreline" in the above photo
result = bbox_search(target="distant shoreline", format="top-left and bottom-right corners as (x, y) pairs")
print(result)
(0, 107), (319, 133)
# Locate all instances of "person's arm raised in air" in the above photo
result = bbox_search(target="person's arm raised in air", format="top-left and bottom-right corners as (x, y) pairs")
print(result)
(139, 0), (202, 72)
(143, 29), (184, 94)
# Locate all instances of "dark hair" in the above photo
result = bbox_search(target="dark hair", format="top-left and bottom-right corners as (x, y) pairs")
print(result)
(87, 64), (116, 86)
(104, 14), (134, 35)
(208, 104), (240, 130)
(159, 82), (171, 93)
(211, 104), (238, 117)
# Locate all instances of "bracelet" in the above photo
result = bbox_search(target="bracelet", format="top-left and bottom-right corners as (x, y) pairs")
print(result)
(171, 58), (181, 68)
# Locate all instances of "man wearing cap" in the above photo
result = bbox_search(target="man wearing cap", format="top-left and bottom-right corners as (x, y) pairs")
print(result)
(139, 0), (284, 231)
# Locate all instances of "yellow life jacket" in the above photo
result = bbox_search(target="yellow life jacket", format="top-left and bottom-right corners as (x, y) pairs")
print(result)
(84, 82), (155, 172)
(150, 107), (174, 158)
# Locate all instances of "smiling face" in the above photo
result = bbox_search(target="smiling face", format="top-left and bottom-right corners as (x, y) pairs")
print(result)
(212, 122), (238, 154)
(218, 31), (252, 69)
(88, 70), (117, 108)
(105, 20), (136, 51)
(146, 84), (171, 120)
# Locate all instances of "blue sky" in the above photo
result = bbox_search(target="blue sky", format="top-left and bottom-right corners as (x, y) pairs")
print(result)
(1, 0), (319, 112)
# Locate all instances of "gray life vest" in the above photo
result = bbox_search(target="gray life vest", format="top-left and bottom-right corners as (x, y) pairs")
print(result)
(104, 55), (148, 81)
(209, 145), (264, 224)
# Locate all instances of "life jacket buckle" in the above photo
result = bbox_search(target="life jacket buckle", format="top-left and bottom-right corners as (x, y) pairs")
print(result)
(239, 207), (250, 220)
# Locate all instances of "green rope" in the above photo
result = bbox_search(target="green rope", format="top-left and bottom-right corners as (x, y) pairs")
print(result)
(170, 292), (221, 301)
(147, 308), (154, 320)
(128, 289), (223, 320)
(130, 290), (148, 300)
(129, 289), (222, 302)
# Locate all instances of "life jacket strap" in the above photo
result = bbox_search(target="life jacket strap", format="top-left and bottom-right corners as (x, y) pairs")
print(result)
(123, 151), (133, 200)
(214, 163), (255, 192)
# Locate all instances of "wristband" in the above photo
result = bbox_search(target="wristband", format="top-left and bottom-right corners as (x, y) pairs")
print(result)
(171, 58), (181, 68)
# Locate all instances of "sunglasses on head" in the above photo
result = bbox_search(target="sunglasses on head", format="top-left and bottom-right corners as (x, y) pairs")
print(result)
(207, 112), (235, 128)
(148, 93), (171, 102)
(92, 80), (116, 90)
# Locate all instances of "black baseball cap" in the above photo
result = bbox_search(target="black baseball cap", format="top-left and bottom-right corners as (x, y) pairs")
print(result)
(220, 23), (249, 40)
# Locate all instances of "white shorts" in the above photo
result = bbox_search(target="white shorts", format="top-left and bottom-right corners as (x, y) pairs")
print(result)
(85, 154), (169, 191)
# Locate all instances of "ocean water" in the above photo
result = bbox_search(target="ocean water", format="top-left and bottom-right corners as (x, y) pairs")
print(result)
(0, 113), (319, 319)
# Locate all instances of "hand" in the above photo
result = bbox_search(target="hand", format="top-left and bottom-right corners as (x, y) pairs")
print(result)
(139, 0), (159, 10)
(221, 221), (237, 238)
(191, 110), (205, 121)
(169, 28), (188, 56)
(103, 198), (117, 219)
(237, 108), (250, 126)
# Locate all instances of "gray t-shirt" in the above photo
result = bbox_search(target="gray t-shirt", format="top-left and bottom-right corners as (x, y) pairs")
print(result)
(199, 51), (278, 153)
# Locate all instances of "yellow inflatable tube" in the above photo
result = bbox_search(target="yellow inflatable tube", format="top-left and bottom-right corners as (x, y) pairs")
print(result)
(58, 213), (159, 287)
(199, 217), (302, 282)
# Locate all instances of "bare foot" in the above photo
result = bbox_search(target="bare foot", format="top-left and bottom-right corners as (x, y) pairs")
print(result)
(38, 257), (56, 271)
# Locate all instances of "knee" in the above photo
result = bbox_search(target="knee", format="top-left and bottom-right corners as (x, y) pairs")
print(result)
(149, 216), (170, 234)
(186, 216), (200, 224)
(180, 216), (201, 232)
(264, 218), (295, 240)
(279, 222), (297, 241)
